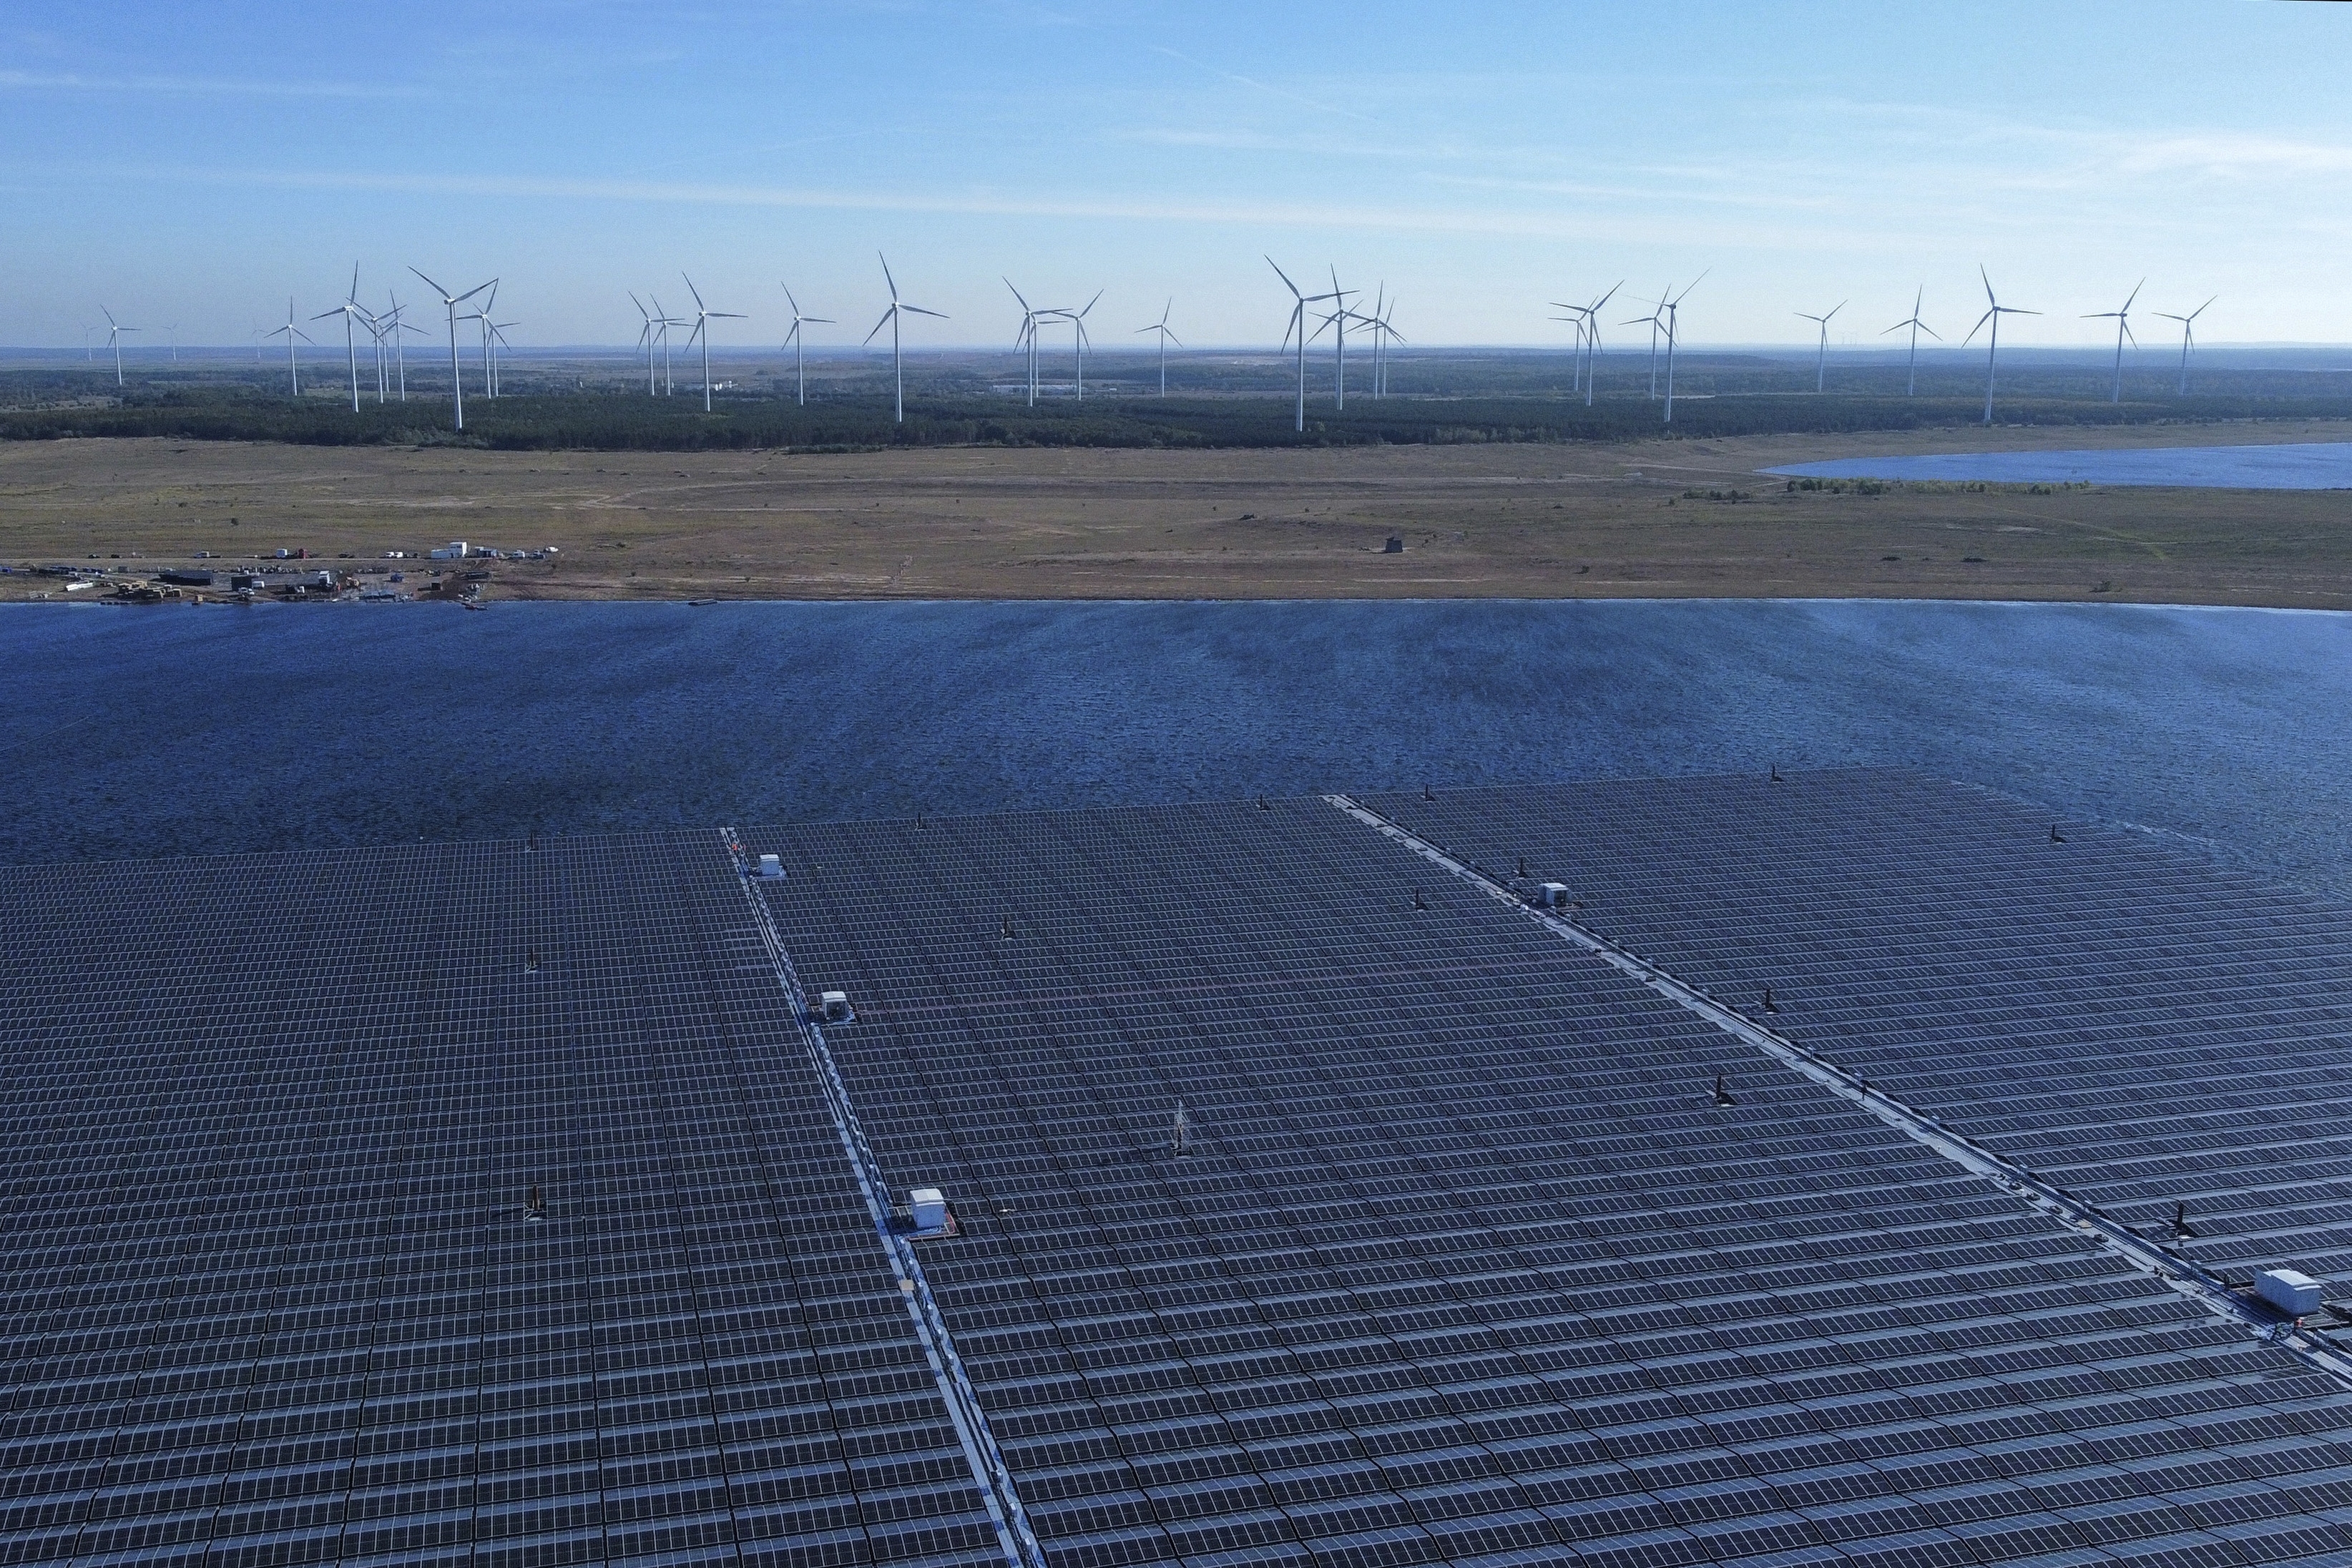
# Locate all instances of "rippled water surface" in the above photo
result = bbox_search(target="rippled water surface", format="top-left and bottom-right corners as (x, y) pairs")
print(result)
(1768, 440), (2352, 488)
(6, 598), (2350, 894)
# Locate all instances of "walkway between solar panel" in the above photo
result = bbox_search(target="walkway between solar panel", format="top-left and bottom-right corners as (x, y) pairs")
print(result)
(1326, 792), (2352, 1395)
(723, 827), (1049, 1568)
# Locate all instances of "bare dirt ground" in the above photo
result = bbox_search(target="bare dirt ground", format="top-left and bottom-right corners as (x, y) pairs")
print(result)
(6, 420), (2351, 606)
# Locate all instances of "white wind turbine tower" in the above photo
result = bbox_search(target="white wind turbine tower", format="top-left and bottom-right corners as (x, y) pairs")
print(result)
(386, 292), (424, 401)
(1367, 293), (1404, 398)
(1881, 288), (1939, 396)
(1795, 300), (1845, 393)
(863, 253), (944, 424)
(1659, 273), (1705, 423)
(1549, 303), (1591, 393)
(650, 294), (685, 395)
(262, 296), (313, 398)
(488, 318), (517, 397)
(1622, 288), (1668, 399)
(1363, 285), (1392, 398)
(167, 325), (179, 363)
(2083, 280), (2142, 404)
(630, 293), (660, 395)
(1268, 257), (1344, 432)
(408, 268), (496, 430)
(313, 265), (373, 412)
(1568, 283), (1619, 406)
(1135, 300), (1180, 397)
(1961, 267), (2038, 425)
(1057, 291), (1102, 400)
(99, 307), (139, 387)
(2154, 296), (2216, 396)
(466, 281), (501, 399)
(781, 285), (832, 406)
(1308, 266), (1364, 410)
(363, 308), (390, 403)
(682, 274), (743, 411)
(1006, 280), (1048, 406)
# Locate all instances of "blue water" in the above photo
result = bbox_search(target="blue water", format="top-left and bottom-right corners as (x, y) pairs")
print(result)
(6, 599), (2351, 895)
(1768, 441), (2352, 489)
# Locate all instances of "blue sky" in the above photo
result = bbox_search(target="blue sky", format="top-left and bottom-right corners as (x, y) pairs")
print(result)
(3, 1), (2345, 351)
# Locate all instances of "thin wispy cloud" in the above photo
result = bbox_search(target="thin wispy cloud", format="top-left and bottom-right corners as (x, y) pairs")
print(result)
(0, 67), (415, 99)
(91, 161), (1928, 260)
(1149, 46), (1374, 124)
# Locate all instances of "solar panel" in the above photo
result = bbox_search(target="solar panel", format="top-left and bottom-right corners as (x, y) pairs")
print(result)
(0, 833), (1006, 1568)
(740, 795), (2352, 1568)
(12, 779), (2352, 1567)
(1362, 770), (2352, 1301)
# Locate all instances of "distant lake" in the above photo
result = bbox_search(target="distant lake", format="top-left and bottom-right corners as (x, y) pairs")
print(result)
(1767, 440), (2352, 489)
(5, 599), (2351, 898)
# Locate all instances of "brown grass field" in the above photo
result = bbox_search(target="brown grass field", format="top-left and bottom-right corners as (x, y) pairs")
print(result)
(6, 420), (2351, 605)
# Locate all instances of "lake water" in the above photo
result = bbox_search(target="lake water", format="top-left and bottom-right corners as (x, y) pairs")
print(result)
(6, 598), (2351, 896)
(1767, 440), (2352, 489)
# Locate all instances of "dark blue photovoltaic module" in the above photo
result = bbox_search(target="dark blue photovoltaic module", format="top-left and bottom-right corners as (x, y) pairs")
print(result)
(0, 834), (1006, 1568)
(743, 795), (2352, 1568)
(11, 780), (2352, 1568)
(1366, 770), (2352, 1303)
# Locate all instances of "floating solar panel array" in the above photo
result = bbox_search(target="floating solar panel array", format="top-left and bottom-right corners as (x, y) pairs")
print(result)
(748, 797), (2352, 1568)
(1364, 770), (2352, 1309)
(0, 834), (1007, 1568)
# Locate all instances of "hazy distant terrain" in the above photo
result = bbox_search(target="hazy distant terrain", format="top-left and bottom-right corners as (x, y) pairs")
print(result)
(5, 347), (2351, 451)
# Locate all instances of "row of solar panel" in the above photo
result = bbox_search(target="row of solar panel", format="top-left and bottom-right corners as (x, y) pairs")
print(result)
(0, 832), (1015, 1568)
(1361, 773), (2352, 1310)
(745, 798), (2352, 1568)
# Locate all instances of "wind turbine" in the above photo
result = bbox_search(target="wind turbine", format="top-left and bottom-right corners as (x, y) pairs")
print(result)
(2083, 280), (2143, 404)
(99, 307), (138, 387)
(313, 265), (373, 412)
(862, 253), (944, 424)
(1006, 280), (1047, 405)
(1961, 268), (2038, 425)
(1567, 283), (1620, 406)
(1622, 288), (1668, 399)
(630, 293), (659, 395)
(1549, 303), (1592, 394)
(2154, 296), (2217, 396)
(167, 325), (179, 364)
(1307, 267), (1363, 410)
(363, 308), (391, 403)
(649, 293), (685, 395)
(386, 292), (423, 401)
(1881, 288), (1939, 396)
(1795, 300), (1845, 393)
(1134, 300), (1182, 398)
(468, 280), (501, 399)
(681, 274), (743, 411)
(489, 320), (517, 397)
(1366, 293), (1404, 398)
(408, 268), (496, 430)
(1055, 291), (1102, 399)
(262, 296), (313, 398)
(781, 285), (832, 406)
(1268, 257), (1344, 432)
(1660, 273), (1705, 423)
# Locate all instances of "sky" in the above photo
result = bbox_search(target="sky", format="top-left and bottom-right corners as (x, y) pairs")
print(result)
(3, 1), (2347, 351)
